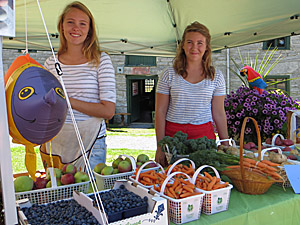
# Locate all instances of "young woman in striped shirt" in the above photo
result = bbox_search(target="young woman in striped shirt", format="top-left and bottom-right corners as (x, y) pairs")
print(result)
(155, 22), (229, 166)
(44, 1), (116, 170)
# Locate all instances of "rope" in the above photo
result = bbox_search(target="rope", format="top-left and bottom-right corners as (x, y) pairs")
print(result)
(36, 1), (107, 224)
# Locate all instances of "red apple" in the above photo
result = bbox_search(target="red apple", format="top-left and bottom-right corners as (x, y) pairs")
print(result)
(62, 164), (77, 175)
(287, 155), (297, 160)
(282, 146), (292, 152)
(34, 177), (48, 189)
(61, 173), (75, 185)
(118, 160), (132, 173)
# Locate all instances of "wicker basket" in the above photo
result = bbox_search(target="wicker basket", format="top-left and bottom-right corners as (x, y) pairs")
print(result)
(222, 117), (282, 195)
(163, 144), (189, 164)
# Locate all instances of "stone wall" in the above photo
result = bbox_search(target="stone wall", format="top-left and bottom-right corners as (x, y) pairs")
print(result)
(3, 35), (300, 124)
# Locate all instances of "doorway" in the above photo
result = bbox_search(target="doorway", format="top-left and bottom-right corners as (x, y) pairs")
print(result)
(126, 75), (158, 124)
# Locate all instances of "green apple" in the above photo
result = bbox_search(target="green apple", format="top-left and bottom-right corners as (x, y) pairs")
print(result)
(101, 166), (114, 175)
(46, 178), (62, 188)
(137, 154), (149, 164)
(118, 160), (132, 173)
(14, 176), (34, 192)
(74, 171), (89, 183)
(46, 168), (62, 180)
(112, 157), (123, 169)
(62, 164), (77, 175)
(94, 163), (106, 174)
(113, 168), (119, 174)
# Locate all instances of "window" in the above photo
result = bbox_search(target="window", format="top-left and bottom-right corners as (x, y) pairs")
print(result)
(263, 37), (290, 50)
(125, 55), (156, 67)
(265, 75), (290, 94)
(144, 79), (155, 93)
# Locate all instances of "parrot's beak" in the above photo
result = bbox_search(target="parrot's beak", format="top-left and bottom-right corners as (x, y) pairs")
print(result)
(240, 68), (247, 76)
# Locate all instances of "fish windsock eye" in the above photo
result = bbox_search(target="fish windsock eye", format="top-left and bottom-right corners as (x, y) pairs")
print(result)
(55, 87), (65, 99)
(19, 87), (35, 100)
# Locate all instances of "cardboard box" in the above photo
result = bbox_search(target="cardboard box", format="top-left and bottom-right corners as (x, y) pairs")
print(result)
(17, 180), (169, 225)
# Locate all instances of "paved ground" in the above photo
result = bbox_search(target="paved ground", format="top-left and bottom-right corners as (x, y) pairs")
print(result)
(9, 134), (157, 151)
(106, 135), (156, 150)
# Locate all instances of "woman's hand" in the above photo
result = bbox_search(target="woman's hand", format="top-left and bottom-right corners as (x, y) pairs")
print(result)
(155, 146), (169, 167)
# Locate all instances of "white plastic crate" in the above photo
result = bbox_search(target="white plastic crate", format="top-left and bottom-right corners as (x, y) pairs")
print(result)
(157, 171), (204, 224)
(93, 154), (136, 190)
(129, 160), (165, 189)
(15, 181), (89, 205)
(192, 165), (232, 215)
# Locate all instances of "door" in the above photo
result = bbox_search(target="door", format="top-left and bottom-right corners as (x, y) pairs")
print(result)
(126, 75), (158, 123)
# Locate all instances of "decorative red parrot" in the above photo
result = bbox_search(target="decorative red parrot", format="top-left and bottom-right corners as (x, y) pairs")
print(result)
(240, 65), (267, 94)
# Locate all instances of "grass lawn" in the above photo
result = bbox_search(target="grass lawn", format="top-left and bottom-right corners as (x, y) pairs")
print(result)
(11, 128), (156, 174)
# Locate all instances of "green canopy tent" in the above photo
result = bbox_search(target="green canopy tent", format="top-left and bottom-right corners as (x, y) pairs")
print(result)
(4, 0), (300, 56)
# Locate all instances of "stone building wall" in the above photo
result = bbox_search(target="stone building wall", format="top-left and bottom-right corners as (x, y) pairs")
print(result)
(3, 35), (300, 123)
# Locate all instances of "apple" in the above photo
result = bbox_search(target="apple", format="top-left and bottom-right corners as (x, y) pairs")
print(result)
(113, 168), (119, 174)
(94, 163), (106, 174)
(46, 168), (62, 180)
(62, 164), (77, 175)
(136, 162), (143, 168)
(125, 156), (134, 164)
(101, 166), (114, 175)
(46, 178), (62, 188)
(137, 154), (149, 164)
(265, 138), (272, 144)
(275, 137), (283, 146)
(14, 176), (34, 192)
(287, 154), (297, 160)
(118, 160), (132, 173)
(74, 171), (89, 183)
(282, 146), (292, 152)
(34, 177), (48, 189)
(112, 158), (123, 169)
(145, 162), (157, 169)
(61, 173), (75, 185)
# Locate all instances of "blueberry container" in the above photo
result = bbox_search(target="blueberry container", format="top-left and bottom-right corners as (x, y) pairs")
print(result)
(123, 204), (148, 219)
(107, 211), (122, 223)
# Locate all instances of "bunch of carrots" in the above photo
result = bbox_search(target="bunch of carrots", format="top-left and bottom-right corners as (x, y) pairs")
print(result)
(226, 158), (283, 180)
(165, 163), (195, 177)
(153, 177), (202, 199)
(195, 172), (229, 191)
(132, 169), (167, 186)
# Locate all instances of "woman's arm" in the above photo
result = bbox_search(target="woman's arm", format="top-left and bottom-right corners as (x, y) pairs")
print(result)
(212, 95), (229, 145)
(69, 98), (115, 120)
(155, 92), (169, 166)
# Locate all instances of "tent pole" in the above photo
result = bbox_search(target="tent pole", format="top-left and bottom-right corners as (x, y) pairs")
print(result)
(0, 36), (18, 225)
(226, 48), (230, 94)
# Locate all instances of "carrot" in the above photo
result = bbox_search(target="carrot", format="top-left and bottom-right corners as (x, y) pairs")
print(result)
(243, 158), (259, 165)
(183, 185), (194, 193)
(172, 178), (180, 189)
(140, 180), (153, 186)
(169, 187), (177, 198)
(142, 176), (152, 183)
(180, 192), (194, 198)
(175, 183), (182, 192)
(204, 172), (213, 181)
(175, 187), (183, 195)
(261, 160), (280, 167)
(164, 165), (172, 174)
(165, 187), (176, 198)
(226, 165), (241, 169)
(266, 171), (283, 180)
(184, 168), (195, 175)
(207, 176), (217, 191)
(179, 178), (194, 186)
(197, 174), (210, 181)
(212, 182), (229, 190)
(183, 165), (190, 170)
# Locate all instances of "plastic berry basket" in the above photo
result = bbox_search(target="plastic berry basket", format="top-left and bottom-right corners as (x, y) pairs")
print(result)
(192, 165), (233, 215)
(15, 181), (90, 205)
(129, 160), (165, 189)
(93, 154), (136, 190)
(157, 171), (204, 224)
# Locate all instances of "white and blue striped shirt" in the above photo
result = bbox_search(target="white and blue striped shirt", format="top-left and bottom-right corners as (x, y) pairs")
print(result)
(157, 67), (226, 125)
(44, 52), (116, 136)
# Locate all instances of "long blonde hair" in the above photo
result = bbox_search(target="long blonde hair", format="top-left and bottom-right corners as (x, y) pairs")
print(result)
(173, 21), (215, 80)
(57, 1), (101, 65)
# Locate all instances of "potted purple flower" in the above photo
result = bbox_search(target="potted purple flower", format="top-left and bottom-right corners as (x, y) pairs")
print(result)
(225, 86), (300, 143)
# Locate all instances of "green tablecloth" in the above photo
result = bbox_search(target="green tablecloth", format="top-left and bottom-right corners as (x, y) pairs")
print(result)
(171, 185), (300, 225)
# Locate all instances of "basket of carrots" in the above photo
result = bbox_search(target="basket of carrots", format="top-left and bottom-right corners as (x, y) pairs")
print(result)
(129, 161), (166, 189)
(153, 171), (204, 224)
(191, 165), (233, 215)
(222, 117), (284, 195)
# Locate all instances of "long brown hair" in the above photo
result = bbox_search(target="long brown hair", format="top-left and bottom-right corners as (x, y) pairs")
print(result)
(57, 1), (101, 65)
(173, 21), (215, 80)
